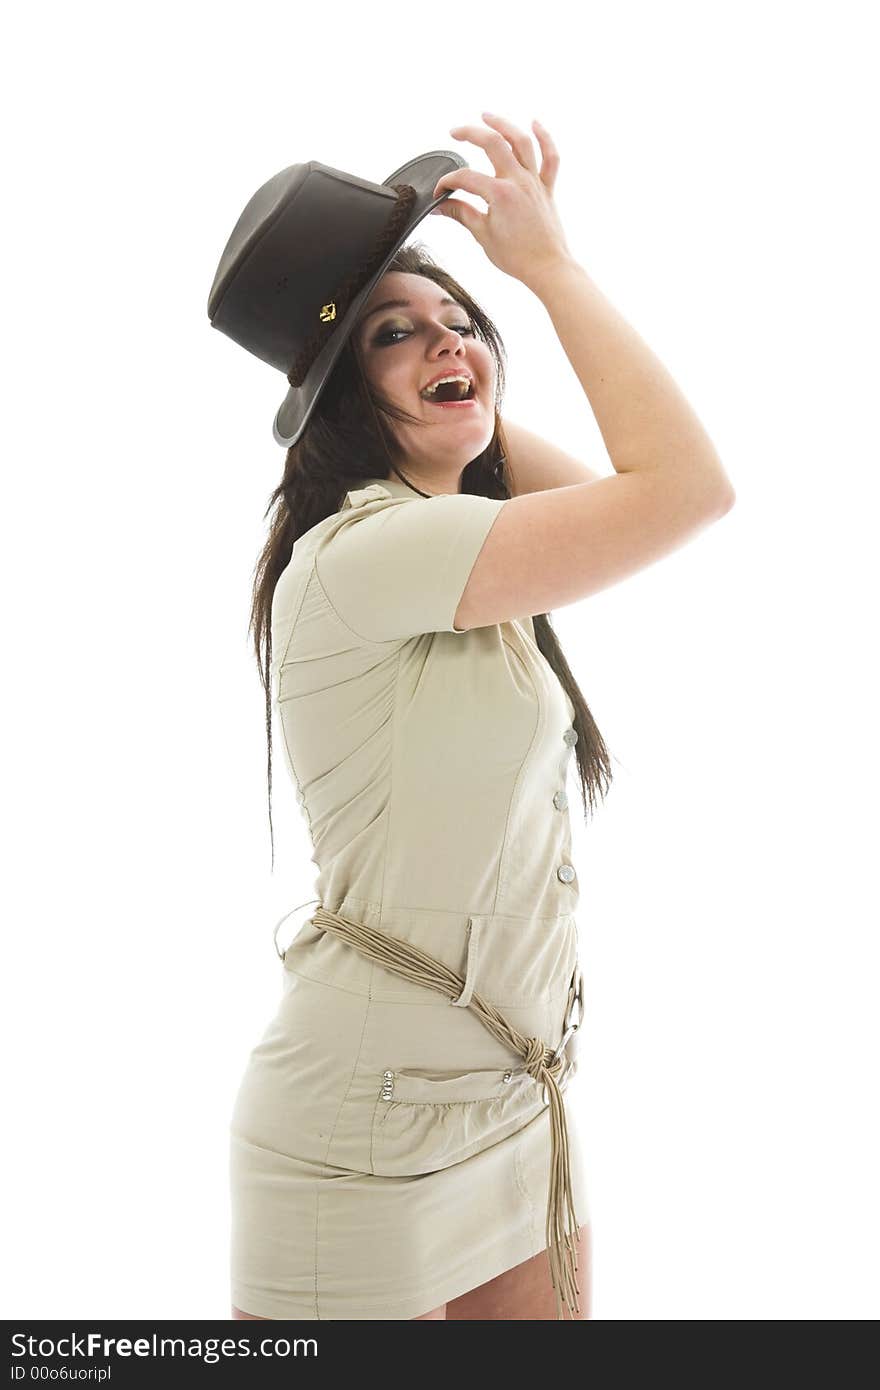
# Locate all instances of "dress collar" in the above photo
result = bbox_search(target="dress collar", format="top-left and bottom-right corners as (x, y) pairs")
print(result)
(358, 472), (449, 500)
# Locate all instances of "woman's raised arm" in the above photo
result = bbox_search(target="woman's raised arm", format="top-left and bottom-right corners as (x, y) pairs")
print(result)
(500, 416), (608, 495)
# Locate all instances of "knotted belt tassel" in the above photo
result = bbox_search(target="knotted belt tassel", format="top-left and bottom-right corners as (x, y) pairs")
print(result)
(310, 905), (582, 1320)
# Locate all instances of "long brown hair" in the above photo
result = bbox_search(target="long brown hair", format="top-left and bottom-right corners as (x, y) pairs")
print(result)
(249, 241), (613, 869)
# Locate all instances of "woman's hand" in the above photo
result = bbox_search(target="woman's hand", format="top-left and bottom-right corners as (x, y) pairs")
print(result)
(430, 113), (575, 290)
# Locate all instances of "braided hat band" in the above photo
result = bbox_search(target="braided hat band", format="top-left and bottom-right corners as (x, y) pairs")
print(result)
(286, 184), (418, 389)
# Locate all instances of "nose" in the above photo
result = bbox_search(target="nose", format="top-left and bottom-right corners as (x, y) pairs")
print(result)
(434, 324), (467, 349)
(428, 326), (469, 364)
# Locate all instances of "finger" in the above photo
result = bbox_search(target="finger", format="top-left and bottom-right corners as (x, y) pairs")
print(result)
(432, 168), (498, 206)
(429, 197), (487, 238)
(479, 111), (538, 176)
(445, 121), (521, 180)
(530, 118), (560, 192)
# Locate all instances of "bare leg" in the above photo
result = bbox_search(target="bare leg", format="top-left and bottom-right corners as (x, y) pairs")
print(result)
(445, 1223), (592, 1320)
(412, 1303), (447, 1319)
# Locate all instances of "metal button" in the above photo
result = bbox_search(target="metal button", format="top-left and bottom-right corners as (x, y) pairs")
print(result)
(553, 789), (568, 811)
(562, 728), (578, 747)
(557, 863), (576, 884)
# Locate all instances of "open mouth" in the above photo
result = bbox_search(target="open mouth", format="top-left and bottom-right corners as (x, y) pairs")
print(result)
(419, 378), (477, 407)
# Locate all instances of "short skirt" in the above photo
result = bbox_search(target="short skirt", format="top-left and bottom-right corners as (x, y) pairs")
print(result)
(229, 905), (590, 1320)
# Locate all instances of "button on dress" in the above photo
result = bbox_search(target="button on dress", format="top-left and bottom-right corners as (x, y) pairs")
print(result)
(229, 473), (590, 1320)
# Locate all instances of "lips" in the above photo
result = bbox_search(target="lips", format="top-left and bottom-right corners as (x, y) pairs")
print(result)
(420, 369), (475, 394)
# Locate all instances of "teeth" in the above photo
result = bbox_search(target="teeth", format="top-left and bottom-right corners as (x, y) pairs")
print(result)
(421, 375), (472, 399)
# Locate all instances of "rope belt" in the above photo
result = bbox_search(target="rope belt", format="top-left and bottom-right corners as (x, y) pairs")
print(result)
(275, 900), (585, 1320)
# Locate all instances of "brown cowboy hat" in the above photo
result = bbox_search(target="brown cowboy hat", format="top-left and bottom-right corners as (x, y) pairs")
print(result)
(206, 149), (468, 448)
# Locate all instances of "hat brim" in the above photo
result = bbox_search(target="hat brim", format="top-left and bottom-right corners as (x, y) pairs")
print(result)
(272, 150), (466, 449)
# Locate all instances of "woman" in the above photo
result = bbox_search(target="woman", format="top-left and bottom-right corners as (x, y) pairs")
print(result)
(217, 113), (735, 1321)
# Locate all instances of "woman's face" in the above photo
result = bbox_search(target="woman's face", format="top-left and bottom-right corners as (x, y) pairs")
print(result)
(355, 271), (497, 483)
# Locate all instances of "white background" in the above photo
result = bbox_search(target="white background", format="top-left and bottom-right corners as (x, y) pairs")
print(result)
(3, 0), (878, 1321)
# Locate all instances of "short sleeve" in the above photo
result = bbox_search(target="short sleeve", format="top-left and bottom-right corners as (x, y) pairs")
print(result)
(316, 486), (507, 643)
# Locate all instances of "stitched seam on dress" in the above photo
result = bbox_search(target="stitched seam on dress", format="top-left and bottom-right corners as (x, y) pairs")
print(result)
(367, 639), (392, 1178)
(315, 993), (374, 1319)
(237, 1244), (534, 1309)
(273, 570), (318, 836)
(279, 718), (316, 845)
(318, 998), (373, 1163)
(231, 1276), (474, 1311)
(314, 548), (405, 647)
(371, 1104), (545, 1173)
(230, 1131), (341, 1168)
(372, 1094), (526, 1109)
(339, 901), (573, 924)
(358, 987), (570, 1008)
(437, 499), (492, 632)
(494, 636), (543, 911)
(283, 964), (576, 1009)
(275, 559), (314, 673)
(513, 1126), (539, 1246)
(233, 1224), (551, 1310)
(280, 965), (374, 999)
(376, 645), (401, 923)
(368, 1087), (386, 1172)
(451, 916), (480, 1007)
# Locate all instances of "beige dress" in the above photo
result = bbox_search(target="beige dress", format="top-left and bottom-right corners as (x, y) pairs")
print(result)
(229, 473), (589, 1320)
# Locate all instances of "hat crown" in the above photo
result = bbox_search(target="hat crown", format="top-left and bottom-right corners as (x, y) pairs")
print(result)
(207, 162), (407, 372)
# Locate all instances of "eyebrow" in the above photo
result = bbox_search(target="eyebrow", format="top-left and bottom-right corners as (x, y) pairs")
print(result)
(360, 295), (462, 325)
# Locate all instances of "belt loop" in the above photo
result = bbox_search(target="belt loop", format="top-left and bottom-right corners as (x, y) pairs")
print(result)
(272, 897), (320, 962)
(451, 917), (483, 1008)
(549, 964), (585, 1070)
